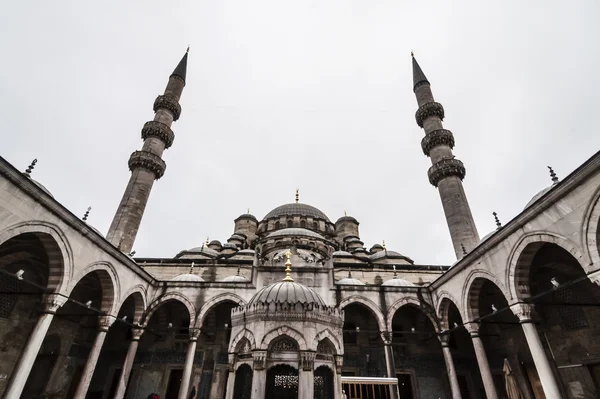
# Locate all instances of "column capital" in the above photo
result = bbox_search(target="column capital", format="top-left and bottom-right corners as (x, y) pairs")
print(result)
(335, 355), (344, 374)
(131, 327), (144, 340)
(380, 331), (392, 345)
(189, 327), (201, 341)
(300, 351), (316, 371)
(511, 302), (535, 322)
(98, 315), (116, 332)
(438, 334), (451, 347)
(590, 272), (600, 286)
(252, 350), (267, 370)
(465, 322), (480, 337)
(42, 294), (67, 314)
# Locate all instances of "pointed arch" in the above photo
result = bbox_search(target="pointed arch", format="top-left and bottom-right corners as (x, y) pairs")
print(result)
(463, 271), (509, 321)
(116, 285), (147, 323)
(260, 326), (307, 350)
(195, 292), (246, 329)
(143, 292), (196, 328)
(338, 296), (386, 333)
(0, 221), (73, 295)
(313, 329), (342, 353)
(387, 296), (439, 333)
(229, 328), (256, 353)
(435, 291), (463, 331)
(71, 261), (119, 314)
(507, 232), (587, 300)
(583, 184), (600, 268)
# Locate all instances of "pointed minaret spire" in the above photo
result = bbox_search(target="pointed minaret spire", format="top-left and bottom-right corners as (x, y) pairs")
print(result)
(493, 212), (501, 229)
(170, 48), (189, 85)
(411, 52), (430, 92)
(107, 50), (188, 252)
(547, 166), (559, 184)
(24, 159), (37, 177)
(83, 206), (92, 222)
(412, 53), (479, 259)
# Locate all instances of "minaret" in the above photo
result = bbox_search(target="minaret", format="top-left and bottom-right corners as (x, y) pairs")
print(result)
(412, 53), (479, 259)
(107, 49), (188, 252)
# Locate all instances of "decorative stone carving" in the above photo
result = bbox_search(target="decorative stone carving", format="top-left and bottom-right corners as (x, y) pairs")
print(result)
(43, 294), (67, 314)
(300, 351), (316, 371)
(252, 350), (267, 370)
(128, 150), (166, 179)
(427, 158), (466, 187)
(153, 94), (182, 121)
(131, 328), (144, 341)
(421, 129), (455, 156)
(227, 353), (235, 371)
(438, 334), (451, 347)
(415, 102), (445, 128)
(517, 284), (531, 297)
(270, 337), (298, 352)
(511, 303), (535, 322)
(590, 273), (600, 287)
(141, 121), (175, 149)
(465, 323), (480, 337)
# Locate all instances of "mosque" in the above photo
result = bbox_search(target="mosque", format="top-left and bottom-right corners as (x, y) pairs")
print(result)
(0, 48), (599, 399)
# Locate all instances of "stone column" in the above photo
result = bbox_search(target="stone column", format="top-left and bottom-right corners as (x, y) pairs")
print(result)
(114, 327), (144, 399)
(3, 294), (66, 399)
(73, 315), (115, 398)
(251, 351), (267, 398)
(381, 332), (399, 399)
(439, 335), (462, 399)
(224, 363), (236, 399)
(467, 324), (498, 399)
(335, 355), (344, 399)
(300, 351), (316, 399)
(512, 303), (562, 399)
(178, 328), (200, 399)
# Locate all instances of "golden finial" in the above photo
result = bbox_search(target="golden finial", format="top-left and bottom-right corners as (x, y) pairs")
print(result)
(186, 46), (190, 53)
(247, 208), (250, 214)
(295, 189), (299, 203)
(205, 237), (210, 245)
(283, 250), (294, 282)
(189, 262), (195, 274)
(411, 51), (414, 57)
(382, 240), (386, 250)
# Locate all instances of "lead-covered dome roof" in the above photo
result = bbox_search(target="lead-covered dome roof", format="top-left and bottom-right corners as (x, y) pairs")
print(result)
(266, 228), (325, 240)
(248, 281), (326, 306)
(263, 203), (330, 222)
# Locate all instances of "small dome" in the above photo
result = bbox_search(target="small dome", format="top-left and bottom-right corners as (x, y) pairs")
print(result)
(336, 277), (365, 286)
(249, 281), (326, 306)
(266, 228), (325, 240)
(184, 246), (219, 256)
(31, 179), (54, 198)
(209, 240), (222, 246)
(370, 250), (406, 260)
(370, 244), (384, 253)
(171, 273), (204, 282)
(223, 243), (238, 249)
(234, 213), (258, 222)
(382, 277), (415, 287)
(332, 250), (352, 257)
(335, 215), (359, 224)
(230, 233), (246, 240)
(480, 230), (497, 243)
(223, 274), (250, 282)
(524, 186), (553, 209)
(263, 203), (330, 222)
(237, 249), (255, 255)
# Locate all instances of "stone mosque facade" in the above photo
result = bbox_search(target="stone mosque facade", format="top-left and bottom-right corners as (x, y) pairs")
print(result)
(1, 49), (600, 399)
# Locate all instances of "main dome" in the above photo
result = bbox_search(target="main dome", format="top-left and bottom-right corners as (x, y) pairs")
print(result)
(263, 203), (330, 222)
(248, 281), (326, 306)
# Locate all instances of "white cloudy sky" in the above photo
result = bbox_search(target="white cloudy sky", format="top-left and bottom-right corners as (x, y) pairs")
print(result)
(1, 1), (599, 264)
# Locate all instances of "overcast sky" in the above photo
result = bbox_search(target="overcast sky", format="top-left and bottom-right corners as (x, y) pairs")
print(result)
(1, 1), (599, 264)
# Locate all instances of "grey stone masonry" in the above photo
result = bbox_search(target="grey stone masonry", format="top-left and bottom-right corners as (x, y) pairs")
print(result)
(106, 51), (187, 253)
(412, 55), (479, 258)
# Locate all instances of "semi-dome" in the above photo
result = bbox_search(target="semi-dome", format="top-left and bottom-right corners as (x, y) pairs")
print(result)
(266, 228), (325, 240)
(263, 203), (330, 222)
(336, 215), (358, 224)
(171, 273), (204, 282)
(248, 281), (326, 306)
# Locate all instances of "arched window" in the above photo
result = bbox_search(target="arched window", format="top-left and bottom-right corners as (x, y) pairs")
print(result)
(287, 220), (293, 228)
(314, 366), (334, 399)
(316, 339), (335, 361)
(233, 364), (253, 399)
(275, 221), (281, 229)
(300, 220), (306, 228)
(313, 221), (319, 230)
(269, 336), (299, 353)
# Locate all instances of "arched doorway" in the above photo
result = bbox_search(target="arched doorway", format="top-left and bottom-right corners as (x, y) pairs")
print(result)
(314, 365), (334, 399)
(342, 303), (386, 376)
(233, 364), (253, 399)
(266, 364), (299, 399)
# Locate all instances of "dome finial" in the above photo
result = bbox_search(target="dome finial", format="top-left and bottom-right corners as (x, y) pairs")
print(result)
(461, 243), (467, 255)
(393, 265), (398, 278)
(382, 240), (386, 250)
(344, 210), (347, 216)
(205, 237), (210, 246)
(295, 189), (299, 203)
(493, 211), (501, 229)
(547, 166), (559, 184)
(24, 158), (38, 177)
(83, 206), (92, 222)
(283, 250), (294, 282)
(189, 261), (195, 274)
(411, 50), (414, 57)
(247, 208), (250, 214)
